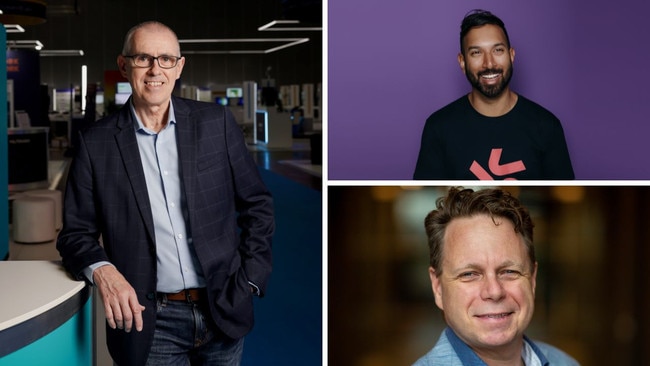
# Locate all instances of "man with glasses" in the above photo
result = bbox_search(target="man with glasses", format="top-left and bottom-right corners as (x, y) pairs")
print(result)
(57, 21), (274, 366)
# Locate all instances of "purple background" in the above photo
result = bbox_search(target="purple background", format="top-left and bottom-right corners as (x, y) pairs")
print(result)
(329, 1), (650, 180)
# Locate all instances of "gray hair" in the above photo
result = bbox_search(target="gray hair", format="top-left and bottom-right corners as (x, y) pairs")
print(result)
(121, 21), (181, 55)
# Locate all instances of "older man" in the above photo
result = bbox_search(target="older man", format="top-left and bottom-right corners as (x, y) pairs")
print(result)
(57, 21), (273, 366)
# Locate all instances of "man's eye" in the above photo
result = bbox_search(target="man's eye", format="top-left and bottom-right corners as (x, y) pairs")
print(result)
(137, 55), (150, 62)
(459, 272), (479, 280)
(470, 51), (481, 56)
(494, 48), (505, 54)
(500, 270), (521, 279)
(160, 56), (171, 62)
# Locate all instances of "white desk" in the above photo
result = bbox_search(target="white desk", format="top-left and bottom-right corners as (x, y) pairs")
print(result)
(0, 261), (91, 361)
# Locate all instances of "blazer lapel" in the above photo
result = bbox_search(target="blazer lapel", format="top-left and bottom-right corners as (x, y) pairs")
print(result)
(114, 104), (156, 242)
(171, 97), (197, 217)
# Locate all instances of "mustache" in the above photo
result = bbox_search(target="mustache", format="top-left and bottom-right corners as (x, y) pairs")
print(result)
(478, 69), (503, 77)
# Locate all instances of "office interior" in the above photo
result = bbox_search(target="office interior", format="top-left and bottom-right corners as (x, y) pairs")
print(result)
(7, 0), (322, 191)
(329, 186), (650, 366)
(1, 0), (322, 365)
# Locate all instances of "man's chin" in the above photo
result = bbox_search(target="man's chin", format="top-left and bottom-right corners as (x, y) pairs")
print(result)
(477, 85), (508, 99)
(472, 331), (519, 350)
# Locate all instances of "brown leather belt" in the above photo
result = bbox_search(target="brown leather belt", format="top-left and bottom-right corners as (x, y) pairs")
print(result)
(159, 288), (205, 302)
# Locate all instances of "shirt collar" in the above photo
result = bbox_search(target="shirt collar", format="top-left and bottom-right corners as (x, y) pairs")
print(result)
(129, 99), (177, 133)
(445, 327), (549, 366)
(523, 335), (549, 366)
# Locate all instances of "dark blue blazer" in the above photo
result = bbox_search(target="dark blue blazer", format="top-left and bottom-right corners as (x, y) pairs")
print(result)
(57, 96), (274, 366)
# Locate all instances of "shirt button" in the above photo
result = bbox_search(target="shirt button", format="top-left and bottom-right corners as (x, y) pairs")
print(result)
(163, 170), (168, 175)
(178, 234), (183, 239)
(170, 202), (176, 208)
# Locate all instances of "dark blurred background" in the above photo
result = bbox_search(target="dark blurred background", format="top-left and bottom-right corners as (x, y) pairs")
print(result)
(329, 185), (650, 366)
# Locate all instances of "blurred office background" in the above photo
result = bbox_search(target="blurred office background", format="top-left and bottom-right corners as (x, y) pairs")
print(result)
(4, 0), (323, 184)
(329, 186), (650, 366)
(7, 0), (321, 94)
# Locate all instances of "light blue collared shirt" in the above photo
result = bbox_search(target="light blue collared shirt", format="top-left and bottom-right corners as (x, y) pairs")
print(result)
(131, 100), (205, 293)
(446, 327), (547, 366)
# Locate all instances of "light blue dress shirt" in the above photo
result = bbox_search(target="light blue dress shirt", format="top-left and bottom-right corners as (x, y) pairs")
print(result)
(132, 101), (205, 293)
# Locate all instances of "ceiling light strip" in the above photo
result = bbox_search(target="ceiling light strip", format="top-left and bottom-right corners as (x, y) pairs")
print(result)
(258, 20), (299, 30)
(180, 38), (307, 43)
(4, 24), (25, 33)
(182, 50), (266, 55)
(265, 38), (310, 53)
(259, 27), (322, 31)
(179, 37), (310, 54)
(40, 50), (85, 56)
(7, 40), (43, 50)
(258, 20), (321, 32)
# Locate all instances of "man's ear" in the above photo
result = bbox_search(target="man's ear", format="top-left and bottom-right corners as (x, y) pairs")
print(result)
(174, 56), (185, 80)
(429, 267), (444, 310)
(117, 55), (128, 78)
(457, 52), (466, 73)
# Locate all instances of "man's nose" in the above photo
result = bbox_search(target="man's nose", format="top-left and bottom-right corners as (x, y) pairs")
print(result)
(483, 53), (496, 69)
(148, 58), (162, 73)
(480, 274), (506, 301)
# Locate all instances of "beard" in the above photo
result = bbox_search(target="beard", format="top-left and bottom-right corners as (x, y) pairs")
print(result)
(466, 64), (513, 98)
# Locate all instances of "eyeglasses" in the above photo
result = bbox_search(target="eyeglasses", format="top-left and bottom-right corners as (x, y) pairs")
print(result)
(123, 54), (182, 69)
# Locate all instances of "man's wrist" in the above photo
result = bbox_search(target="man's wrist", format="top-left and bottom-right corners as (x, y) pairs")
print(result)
(83, 261), (114, 284)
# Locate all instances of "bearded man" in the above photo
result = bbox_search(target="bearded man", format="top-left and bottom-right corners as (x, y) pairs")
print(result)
(413, 10), (574, 180)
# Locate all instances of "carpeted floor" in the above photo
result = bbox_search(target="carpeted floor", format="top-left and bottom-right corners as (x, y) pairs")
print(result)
(241, 168), (322, 365)
(8, 164), (321, 365)
(278, 159), (322, 178)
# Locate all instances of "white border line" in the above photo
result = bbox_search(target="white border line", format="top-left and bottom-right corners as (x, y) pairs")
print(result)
(322, 1), (329, 364)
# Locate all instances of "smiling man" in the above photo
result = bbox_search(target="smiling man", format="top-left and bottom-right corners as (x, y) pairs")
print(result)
(413, 10), (574, 180)
(57, 21), (274, 366)
(413, 187), (579, 366)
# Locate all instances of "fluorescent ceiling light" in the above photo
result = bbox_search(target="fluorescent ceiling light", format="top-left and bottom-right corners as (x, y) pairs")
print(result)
(7, 40), (43, 50)
(81, 65), (87, 111)
(40, 49), (85, 56)
(179, 38), (310, 54)
(258, 20), (322, 31)
(4, 24), (25, 33)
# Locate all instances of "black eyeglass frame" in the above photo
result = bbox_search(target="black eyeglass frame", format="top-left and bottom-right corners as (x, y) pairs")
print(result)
(123, 54), (182, 69)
